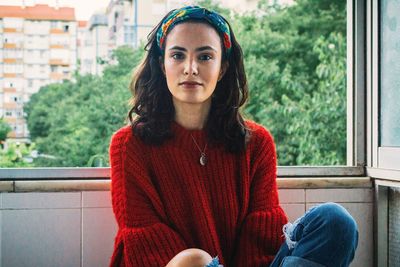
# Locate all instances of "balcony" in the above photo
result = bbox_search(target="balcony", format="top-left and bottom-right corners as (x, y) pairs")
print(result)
(3, 87), (17, 93)
(2, 73), (17, 78)
(3, 102), (18, 109)
(49, 72), (69, 80)
(3, 27), (19, 33)
(3, 117), (17, 123)
(0, 169), (373, 267)
(3, 43), (17, 49)
(3, 58), (17, 64)
(49, 59), (69, 66)
(50, 28), (67, 34)
(49, 44), (65, 49)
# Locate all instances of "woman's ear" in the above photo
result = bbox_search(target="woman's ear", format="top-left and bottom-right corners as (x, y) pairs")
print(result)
(218, 62), (229, 81)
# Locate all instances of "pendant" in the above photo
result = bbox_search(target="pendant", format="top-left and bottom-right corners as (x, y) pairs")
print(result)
(200, 153), (207, 166)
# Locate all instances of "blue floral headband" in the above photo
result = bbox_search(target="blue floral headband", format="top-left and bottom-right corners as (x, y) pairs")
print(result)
(156, 6), (232, 57)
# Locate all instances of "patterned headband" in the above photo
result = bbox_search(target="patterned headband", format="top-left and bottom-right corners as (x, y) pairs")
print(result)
(156, 6), (232, 57)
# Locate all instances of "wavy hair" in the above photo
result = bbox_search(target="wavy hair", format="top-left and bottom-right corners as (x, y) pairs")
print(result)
(128, 8), (249, 153)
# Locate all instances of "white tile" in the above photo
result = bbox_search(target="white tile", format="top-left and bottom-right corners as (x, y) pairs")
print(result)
(82, 191), (112, 208)
(82, 208), (118, 267)
(305, 188), (373, 203)
(2, 192), (81, 209)
(278, 189), (305, 203)
(2, 209), (81, 267)
(281, 203), (305, 223)
(305, 203), (373, 267)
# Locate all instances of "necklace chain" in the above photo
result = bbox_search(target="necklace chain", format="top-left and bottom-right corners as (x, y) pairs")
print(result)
(190, 134), (208, 166)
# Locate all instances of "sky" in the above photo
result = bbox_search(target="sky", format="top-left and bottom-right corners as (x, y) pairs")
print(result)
(0, 0), (111, 20)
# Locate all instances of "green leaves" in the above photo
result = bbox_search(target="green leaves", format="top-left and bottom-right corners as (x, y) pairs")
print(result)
(0, 117), (12, 142)
(0, 142), (35, 167)
(24, 46), (143, 167)
(235, 0), (346, 165)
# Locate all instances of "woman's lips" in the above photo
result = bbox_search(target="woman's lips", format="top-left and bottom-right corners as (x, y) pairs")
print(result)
(180, 82), (202, 88)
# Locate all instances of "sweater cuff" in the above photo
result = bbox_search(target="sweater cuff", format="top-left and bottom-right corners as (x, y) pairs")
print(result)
(109, 223), (187, 267)
(234, 206), (287, 267)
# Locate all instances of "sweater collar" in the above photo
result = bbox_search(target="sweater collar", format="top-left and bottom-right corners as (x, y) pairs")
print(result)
(171, 121), (208, 149)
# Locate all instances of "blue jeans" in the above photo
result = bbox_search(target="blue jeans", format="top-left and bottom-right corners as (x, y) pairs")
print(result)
(270, 202), (359, 267)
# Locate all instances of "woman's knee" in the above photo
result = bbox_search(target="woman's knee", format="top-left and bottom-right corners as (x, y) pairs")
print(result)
(165, 248), (213, 267)
(311, 202), (358, 247)
(316, 202), (357, 233)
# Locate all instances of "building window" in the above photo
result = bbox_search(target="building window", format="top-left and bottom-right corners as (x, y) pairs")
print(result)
(50, 21), (57, 29)
(63, 25), (69, 32)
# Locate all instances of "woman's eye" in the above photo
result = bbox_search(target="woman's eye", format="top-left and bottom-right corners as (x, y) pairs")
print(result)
(199, 54), (212, 61)
(172, 53), (184, 60)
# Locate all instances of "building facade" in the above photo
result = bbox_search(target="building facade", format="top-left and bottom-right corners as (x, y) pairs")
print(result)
(77, 13), (109, 76)
(0, 4), (77, 141)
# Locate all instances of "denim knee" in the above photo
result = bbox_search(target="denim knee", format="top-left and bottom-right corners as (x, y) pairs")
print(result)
(283, 202), (358, 251)
(309, 202), (359, 260)
(314, 202), (358, 239)
(277, 202), (358, 267)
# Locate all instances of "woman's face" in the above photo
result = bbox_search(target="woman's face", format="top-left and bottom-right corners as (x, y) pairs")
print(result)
(161, 22), (226, 109)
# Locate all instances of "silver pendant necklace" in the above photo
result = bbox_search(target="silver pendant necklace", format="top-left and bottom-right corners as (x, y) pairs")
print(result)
(190, 134), (208, 166)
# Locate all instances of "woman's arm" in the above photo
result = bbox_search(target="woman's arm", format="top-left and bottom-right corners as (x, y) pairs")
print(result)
(232, 126), (288, 267)
(109, 127), (188, 267)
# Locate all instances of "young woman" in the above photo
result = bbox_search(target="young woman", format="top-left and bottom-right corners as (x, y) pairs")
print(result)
(109, 6), (358, 267)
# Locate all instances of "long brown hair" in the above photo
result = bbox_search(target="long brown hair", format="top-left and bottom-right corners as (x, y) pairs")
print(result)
(128, 8), (249, 153)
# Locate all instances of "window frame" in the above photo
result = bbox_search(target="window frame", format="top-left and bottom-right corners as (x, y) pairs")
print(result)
(0, 0), (367, 179)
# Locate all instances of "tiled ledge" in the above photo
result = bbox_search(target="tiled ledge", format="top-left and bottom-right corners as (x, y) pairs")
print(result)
(278, 177), (371, 188)
(0, 177), (371, 192)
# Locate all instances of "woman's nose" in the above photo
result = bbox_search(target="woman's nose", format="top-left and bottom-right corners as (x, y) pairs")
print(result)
(183, 59), (198, 76)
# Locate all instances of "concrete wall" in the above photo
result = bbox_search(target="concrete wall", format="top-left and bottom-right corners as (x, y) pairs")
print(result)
(0, 185), (373, 267)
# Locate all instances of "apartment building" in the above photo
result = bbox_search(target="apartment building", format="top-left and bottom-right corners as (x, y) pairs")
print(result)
(77, 13), (109, 75)
(0, 4), (77, 141)
(105, 0), (292, 50)
(106, 0), (194, 50)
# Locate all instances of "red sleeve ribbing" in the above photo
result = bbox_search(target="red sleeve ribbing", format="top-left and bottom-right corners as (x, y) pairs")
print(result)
(233, 126), (288, 267)
(109, 127), (187, 267)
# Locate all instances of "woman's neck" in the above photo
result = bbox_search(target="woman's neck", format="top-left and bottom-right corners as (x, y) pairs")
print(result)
(173, 100), (211, 130)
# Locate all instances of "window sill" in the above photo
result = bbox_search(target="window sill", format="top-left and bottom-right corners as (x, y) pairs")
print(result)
(0, 177), (372, 193)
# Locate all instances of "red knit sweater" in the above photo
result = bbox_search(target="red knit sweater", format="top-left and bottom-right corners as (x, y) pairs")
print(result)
(109, 121), (288, 267)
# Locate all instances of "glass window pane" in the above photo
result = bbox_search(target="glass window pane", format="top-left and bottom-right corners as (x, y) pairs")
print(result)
(380, 0), (400, 147)
(1, 0), (347, 167)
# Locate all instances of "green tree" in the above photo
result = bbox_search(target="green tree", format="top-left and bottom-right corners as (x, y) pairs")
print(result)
(24, 46), (144, 167)
(0, 142), (35, 167)
(0, 117), (12, 143)
(234, 0), (347, 165)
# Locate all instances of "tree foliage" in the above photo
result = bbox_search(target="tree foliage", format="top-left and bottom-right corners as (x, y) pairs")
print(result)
(23, 0), (346, 167)
(0, 117), (12, 143)
(24, 46), (144, 166)
(0, 142), (35, 167)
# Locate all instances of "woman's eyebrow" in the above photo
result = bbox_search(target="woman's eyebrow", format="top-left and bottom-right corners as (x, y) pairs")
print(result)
(168, 45), (217, 52)
(196, 46), (217, 52)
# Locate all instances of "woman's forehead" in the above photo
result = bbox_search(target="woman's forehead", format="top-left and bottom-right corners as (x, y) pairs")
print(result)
(164, 22), (222, 50)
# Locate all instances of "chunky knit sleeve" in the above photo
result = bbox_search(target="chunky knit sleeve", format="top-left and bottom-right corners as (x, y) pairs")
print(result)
(109, 127), (187, 267)
(233, 125), (288, 267)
